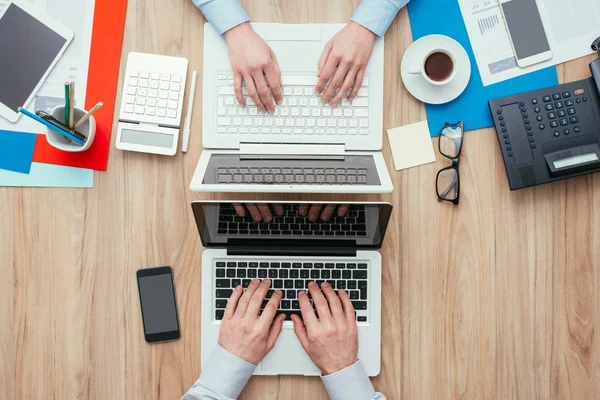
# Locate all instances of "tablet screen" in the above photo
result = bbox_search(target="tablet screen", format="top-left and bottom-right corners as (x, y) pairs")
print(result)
(0, 3), (67, 112)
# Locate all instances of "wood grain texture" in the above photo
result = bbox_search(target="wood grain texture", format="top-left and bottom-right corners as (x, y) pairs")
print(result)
(1, 0), (599, 399)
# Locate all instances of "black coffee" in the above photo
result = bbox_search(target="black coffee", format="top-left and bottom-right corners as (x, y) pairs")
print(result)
(424, 52), (454, 82)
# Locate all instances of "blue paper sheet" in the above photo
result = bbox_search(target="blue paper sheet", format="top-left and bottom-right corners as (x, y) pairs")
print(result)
(0, 129), (36, 173)
(0, 162), (94, 187)
(407, 0), (559, 136)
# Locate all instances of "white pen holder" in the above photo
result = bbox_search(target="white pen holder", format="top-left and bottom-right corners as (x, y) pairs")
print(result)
(46, 105), (96, 152)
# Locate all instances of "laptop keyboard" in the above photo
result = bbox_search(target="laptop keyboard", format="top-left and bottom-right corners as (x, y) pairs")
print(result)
(214, 260), (369, 321)
(215, 72), (370, 136)
(218, 204), (367, 236)
(203, 154), (381, 186)
(217, 166), (369, 185)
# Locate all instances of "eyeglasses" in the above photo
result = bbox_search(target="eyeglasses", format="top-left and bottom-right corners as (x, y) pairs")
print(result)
(436, 121), (463, 205)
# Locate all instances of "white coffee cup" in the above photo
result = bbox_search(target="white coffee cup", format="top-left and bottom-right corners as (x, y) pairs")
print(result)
(45, 105), (96, 152)
(408, 48), (458, 86)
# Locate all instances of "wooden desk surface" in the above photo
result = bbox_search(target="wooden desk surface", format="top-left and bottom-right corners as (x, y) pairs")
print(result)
(2, 0), (600, 398)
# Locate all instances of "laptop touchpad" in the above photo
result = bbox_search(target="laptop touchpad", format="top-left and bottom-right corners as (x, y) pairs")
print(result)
(265, 26), (324, 71)
(262, 330), (320, 374)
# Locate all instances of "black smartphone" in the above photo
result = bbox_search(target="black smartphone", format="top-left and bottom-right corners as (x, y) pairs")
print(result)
(136, 266), (181, 343)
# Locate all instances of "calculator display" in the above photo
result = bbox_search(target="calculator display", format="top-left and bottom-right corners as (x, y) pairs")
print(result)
(120, 129), (174, 148)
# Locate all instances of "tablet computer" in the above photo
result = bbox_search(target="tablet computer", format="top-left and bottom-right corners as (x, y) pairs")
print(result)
(0, 0), (73, 122)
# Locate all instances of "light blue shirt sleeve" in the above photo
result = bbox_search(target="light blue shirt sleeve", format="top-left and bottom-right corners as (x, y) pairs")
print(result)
(321, 361), (387, 400)
(181, 345), (256, 400)
(191, 0), (250, 35)
(182, 346), (385, 400)
(351, 0), (410, 37)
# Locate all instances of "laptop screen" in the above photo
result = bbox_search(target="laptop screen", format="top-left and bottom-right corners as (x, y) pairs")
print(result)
(191, 202), (392, 249)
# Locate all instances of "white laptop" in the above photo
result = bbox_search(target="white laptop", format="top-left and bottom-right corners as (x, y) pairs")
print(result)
(190, 23), (393, 194)
(193, 200), (392, 376)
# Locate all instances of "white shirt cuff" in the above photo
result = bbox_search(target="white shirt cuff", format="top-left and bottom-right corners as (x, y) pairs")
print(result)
(321, 361), (376, 400)
(198, 344), (257, 399)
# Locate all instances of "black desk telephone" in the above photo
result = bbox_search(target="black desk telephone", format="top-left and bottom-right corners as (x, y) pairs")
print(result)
(489, 44), (600, 190)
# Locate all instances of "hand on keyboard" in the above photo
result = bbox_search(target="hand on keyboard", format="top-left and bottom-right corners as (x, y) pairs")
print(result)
(233, 203), (284, 222)
(291, 282), (358, 375)
(217, 279), (285, 364)
(316, 21), (377, 107)
(298, 204), (349, 222)
(223, 22), (283, 114)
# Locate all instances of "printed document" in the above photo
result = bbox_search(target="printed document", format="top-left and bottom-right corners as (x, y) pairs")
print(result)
(459, 0), (600, 86)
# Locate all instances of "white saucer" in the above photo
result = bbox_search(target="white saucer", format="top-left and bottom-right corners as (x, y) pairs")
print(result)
(401, 35), (471, 105)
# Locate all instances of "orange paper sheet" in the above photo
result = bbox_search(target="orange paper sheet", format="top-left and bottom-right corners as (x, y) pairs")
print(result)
(31, 0), (128, 170)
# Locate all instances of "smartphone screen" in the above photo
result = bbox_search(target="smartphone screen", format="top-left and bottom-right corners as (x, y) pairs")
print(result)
(137, 266), (180, 343)
(500, 0), (550, 60)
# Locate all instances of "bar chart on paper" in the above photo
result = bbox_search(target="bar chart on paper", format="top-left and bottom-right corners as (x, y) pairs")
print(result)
(458, 0), (526, 85)
(477, 14), (500, 36)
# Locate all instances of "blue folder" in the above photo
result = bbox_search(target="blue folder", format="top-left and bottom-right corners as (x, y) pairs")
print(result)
(407, 0), (559, 136)
(0, 129), (36, 174)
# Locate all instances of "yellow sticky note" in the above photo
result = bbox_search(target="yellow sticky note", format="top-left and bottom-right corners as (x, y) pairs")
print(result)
(386, 120), (437, 171)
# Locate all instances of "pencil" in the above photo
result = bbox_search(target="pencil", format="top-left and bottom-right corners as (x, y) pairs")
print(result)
(73, 102), (103, 130)
(64, 82), (70, 126)
(68, 82), (75, 129)
(182, 71), (198, 153)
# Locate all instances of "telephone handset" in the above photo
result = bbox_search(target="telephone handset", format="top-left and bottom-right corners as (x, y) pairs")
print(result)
(590, 36), (600, 98)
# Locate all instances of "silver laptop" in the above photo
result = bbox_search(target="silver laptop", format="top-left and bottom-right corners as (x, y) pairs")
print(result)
(193, 201), (393, 376)
(190, 23), (393, 194)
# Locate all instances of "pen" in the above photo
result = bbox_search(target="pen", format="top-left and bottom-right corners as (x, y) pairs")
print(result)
(18, 107), (84, 145)
(68, 82), (75, 128)
(64, 82), (70, 126)
(73, 102), (103, 130)
(37, 110), (87, 142)
(182, 71), (198, 153)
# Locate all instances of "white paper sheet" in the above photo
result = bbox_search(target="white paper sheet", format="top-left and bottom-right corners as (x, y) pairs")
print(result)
(459, 0), (600, 86)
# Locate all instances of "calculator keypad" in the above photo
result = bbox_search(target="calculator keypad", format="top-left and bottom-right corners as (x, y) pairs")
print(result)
(124, 70), (183, 120)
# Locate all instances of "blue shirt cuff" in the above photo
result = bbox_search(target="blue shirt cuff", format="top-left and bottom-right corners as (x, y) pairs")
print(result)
(192, 0), (250, 35)
(351, 0), (407, 37)
(321, 361), (376, 400)
(198, 344), (257, 398)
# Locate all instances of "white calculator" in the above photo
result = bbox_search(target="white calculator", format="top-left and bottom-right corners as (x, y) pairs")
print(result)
(116, 52), (189, 156)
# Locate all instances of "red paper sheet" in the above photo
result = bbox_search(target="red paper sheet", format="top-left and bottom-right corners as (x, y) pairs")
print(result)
(31, 0), (128, 171)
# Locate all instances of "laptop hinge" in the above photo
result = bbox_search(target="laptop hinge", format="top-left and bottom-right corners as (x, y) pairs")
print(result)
(226, 239), (357, 257)
(239, 143), (345, 155)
